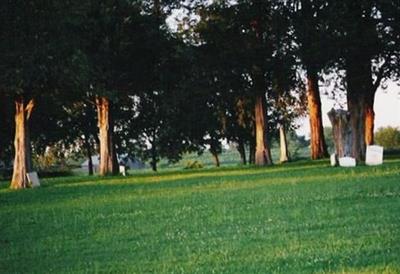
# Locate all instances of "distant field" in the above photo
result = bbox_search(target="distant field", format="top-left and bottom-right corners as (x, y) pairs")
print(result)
(1, 158), (400, 273)
(159, 143), (311, 170)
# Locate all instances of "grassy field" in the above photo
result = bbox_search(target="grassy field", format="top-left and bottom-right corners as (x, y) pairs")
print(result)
(1, 158), (400, 273)
(156, 143), (311, 170)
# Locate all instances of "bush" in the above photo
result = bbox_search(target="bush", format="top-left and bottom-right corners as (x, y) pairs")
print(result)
(375, 127), (400, 149)
(324, 127), (335, 153)
(184, 160), (203, 169)
(37, 166), (74, 178)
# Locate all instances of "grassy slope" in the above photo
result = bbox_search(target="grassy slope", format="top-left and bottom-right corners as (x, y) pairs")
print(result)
(1, 159), (400, 273)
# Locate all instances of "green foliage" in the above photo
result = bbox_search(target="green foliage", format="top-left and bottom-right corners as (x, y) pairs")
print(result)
(0, 95), (13, 164)
(183, 160), (204, 169)
(375, 127), (400, 149)
(324, 127), (335, 153)
(33, 147), (65, 171)
(285, 131), (310, 159)
(1, 159), (400, 272)
(1, 0), (399, 177)
(32, 146), (74, 178)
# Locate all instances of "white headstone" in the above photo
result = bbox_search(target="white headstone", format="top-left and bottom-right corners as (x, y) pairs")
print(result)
(27, 172), (40, 187)
(339, 157), (356, 167)
(330, 154), (337, 167)
(119, 165), (126, 176)
(366, 145), (384, 166)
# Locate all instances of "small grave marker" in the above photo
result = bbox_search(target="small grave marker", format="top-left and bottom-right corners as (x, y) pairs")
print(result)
(339, 157), (356, 167)
(27, 172), (40, 187)
(366, 145), (384, 166)
(119, 165), (126, 176)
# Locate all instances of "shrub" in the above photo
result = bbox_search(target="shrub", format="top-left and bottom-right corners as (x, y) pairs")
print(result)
(375, 127), (400, 149)
(184, 160), (203, 169)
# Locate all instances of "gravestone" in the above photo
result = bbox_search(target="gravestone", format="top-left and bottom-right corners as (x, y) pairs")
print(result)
(366, 145), (384, 166)
(330, 154), (337, 167)
(339, 157), (356, 167)
(27, 172), (40, 187)
(119, 165), (126, 176)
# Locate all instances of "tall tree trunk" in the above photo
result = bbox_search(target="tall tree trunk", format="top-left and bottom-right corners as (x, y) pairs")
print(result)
(150, 145), (157, 172)
(237, 138), (247, 165)
(84, 136), (93, 176)
(328, 109), (353, 158)
(96, 97), (118, 176)
(249, 139), (255, 164)
(88, 151), (93, 176)
(209, 141), (221, 167)
(254, 95), (273, 166)
(364, 90), (375, 146)
(153, 0), (161, 17)
(279, 124), (289, 163)
(364, 61), (384, 146)
(150, 160), (157, 172)
(150, 130), (158, 172)
(347, 97), (365, 161)
(364, 103), (374, 146)
(10, 97), (34, 189)
(346, 57), (372, 161)
(251, 16), (272, 166)
(307, 69), (328, 159)
(211, 151), (220, 167)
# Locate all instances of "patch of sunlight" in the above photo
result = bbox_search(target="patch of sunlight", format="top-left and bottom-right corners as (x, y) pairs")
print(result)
(321, 264), (400, 274)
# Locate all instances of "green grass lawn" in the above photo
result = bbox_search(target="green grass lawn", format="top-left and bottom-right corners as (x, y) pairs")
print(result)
(1, 159), (400, 273)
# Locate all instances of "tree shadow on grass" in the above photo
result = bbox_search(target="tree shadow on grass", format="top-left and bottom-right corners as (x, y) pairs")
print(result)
(1, 159), (399, 209)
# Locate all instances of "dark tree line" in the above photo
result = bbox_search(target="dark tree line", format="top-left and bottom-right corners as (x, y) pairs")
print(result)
(0, 0), (399, 188)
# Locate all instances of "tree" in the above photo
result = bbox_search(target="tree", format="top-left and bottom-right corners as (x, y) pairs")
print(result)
(194, 1), (298, 166)
(59, 100), (98, 175)
(0, 1), (82, 188)
(292, 0), (335, 159)
(327, 0), (399, 159)
(75, 0), (177, 175)
(375, 127), (400, 150)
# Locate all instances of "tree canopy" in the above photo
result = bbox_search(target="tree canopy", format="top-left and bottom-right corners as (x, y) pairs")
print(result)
(1, 0), (399, 188)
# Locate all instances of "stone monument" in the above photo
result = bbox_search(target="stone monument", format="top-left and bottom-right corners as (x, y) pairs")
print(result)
(27, 172), (40, 187)
(365, 145), (384, 166)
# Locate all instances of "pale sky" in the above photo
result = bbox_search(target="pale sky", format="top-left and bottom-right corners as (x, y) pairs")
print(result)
(296, 81), (400, 138)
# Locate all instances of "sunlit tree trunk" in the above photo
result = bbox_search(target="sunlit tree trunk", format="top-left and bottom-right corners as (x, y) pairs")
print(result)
(254, 95), (273, 166)
(10, 97), (34, 189)
(364, 61), (385, 146)
(279, 124), (289, 163)
(307, 69), (328, 159)
(365, 99), (375, 146)
(364, 90), (375, 146)
(96, 97), (118, 176)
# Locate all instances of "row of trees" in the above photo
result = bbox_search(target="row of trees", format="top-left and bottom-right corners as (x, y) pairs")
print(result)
(1, 0), (399, 189)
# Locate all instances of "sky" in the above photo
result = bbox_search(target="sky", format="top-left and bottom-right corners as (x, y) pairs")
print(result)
(296, 81), (400, 138)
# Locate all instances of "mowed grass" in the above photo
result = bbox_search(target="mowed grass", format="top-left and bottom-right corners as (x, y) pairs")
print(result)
(1, 159), (400, 273)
